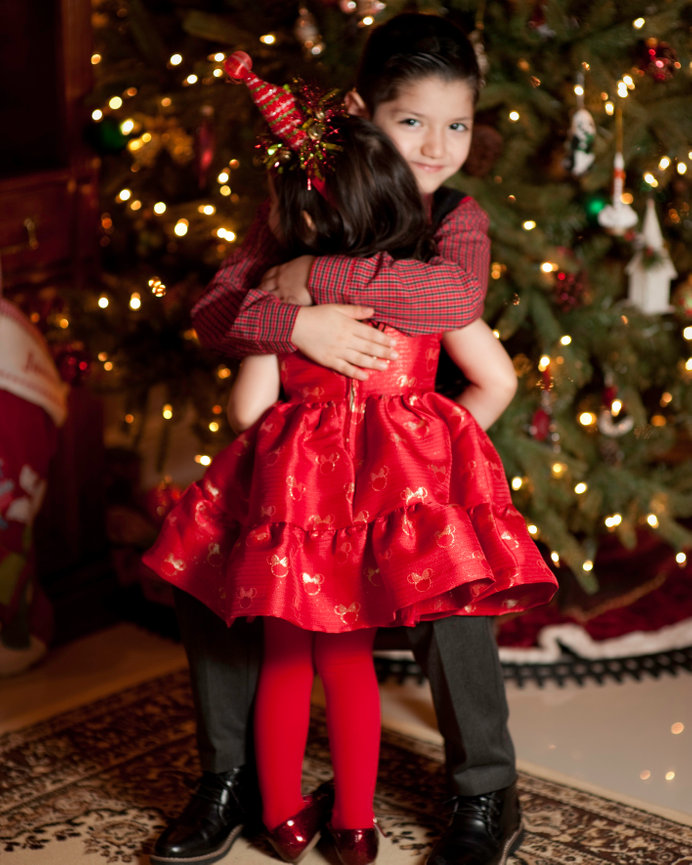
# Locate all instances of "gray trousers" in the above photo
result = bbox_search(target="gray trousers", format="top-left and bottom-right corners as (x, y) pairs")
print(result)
(174, 589), (516, 797)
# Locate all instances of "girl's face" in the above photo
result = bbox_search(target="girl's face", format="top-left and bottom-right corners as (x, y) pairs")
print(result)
(371, 75), (475, 199)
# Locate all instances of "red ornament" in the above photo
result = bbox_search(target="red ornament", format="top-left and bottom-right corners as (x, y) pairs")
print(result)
(636, 38), (679, 82)
(552, 247), (590, 311)
(554, 269), (589, 311)
(196, 105), (216, 190)
(530, 407), (551, 441)
(464, 125), (504, 178)
(528, 1), (554, 37)
(53, 343), (91, 385)
(145, 479), (183, 524)
(602, 385), (617, 408)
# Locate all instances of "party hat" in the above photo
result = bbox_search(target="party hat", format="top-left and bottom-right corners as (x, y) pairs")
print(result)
(224, 51), (307, 152)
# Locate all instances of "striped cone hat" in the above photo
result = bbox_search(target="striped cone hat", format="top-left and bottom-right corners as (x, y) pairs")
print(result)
(224, 50), (307, 152)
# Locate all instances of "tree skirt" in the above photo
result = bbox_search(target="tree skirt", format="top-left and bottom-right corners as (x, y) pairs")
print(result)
(373, 561), (692, 687)
(2, 668), (692, 864)
(494, 551), (692, 683)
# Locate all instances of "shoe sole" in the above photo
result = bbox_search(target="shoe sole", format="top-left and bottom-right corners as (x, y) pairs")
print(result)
(266, 829), (322, 864)
(497, 820), (525, 865)
(149, 824), (243, 865)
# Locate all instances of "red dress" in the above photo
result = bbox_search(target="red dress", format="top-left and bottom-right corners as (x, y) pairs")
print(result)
(143, 330), (558, 633)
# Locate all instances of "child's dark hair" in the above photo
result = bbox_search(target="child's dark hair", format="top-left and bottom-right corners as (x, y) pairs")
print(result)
(274, 115), (435, 262)
(355, 13), (481, 114)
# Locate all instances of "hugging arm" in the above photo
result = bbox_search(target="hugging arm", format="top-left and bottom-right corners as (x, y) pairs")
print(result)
(306, 196), (490, 333)
(192, 201), (396, 373)
(193, 196), (489, 370)
(191, 201), (294, 358)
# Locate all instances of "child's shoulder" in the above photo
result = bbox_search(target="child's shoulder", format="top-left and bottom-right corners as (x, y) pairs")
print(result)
(432, 186), (488, 232)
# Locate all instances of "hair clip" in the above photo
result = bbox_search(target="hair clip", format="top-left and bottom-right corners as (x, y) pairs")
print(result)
(225, 50), (345, 192)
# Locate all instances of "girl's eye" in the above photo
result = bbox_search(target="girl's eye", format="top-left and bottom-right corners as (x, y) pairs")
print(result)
(399, 118), (420, 127)
(450, 122), (468, 132)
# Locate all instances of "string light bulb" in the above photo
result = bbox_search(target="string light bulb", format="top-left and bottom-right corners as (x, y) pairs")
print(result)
(149, 277), (167, 297)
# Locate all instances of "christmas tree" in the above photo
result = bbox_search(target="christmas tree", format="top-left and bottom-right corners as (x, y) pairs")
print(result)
(66, 0), (692, 596)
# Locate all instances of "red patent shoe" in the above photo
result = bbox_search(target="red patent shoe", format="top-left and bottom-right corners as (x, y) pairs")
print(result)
(327, 822), (380, 865)
(265, 782), (334, 863)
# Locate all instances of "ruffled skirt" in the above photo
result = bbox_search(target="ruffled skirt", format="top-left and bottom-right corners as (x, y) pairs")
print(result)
(143, 389), (557, 632)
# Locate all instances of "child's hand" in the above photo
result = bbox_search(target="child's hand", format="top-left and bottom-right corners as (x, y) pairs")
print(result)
(258, 256), (315, 306)
(292, 305), (396, 380)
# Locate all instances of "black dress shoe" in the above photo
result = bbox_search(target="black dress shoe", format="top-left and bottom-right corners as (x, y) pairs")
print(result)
(151, 766), (258, 864)
(425, 783), (524, 865)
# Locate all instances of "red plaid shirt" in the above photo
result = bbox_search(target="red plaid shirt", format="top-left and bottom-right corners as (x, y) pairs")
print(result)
(192, 193), (489, 357)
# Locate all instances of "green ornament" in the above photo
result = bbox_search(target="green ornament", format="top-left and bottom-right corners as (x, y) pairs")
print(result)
(88, 116), (128, 154)
(583, 191), (609, 226)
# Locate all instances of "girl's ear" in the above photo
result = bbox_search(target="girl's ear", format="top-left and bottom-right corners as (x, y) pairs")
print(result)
(301, 210), (316, 234)
(344, 88), (369, 118)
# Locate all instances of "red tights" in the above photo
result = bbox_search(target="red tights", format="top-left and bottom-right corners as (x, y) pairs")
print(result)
(254, 618), (380, 831)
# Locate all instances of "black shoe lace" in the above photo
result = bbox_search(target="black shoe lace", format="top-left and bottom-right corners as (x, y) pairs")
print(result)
(448, 793), (503, 842)
(191, 770), (243, 808)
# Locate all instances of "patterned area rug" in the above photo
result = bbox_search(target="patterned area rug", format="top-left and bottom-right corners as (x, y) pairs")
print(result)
(2, 668), (691, 864)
